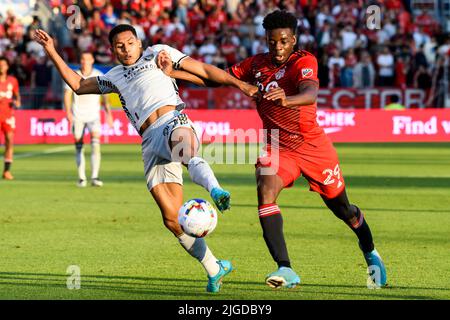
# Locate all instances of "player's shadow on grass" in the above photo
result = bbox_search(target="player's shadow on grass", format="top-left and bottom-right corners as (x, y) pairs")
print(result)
(0, 272), (449, 300)
(0, 272), (223, 298)
(232, 203), (450, 214)
(211, 174), (450, 189)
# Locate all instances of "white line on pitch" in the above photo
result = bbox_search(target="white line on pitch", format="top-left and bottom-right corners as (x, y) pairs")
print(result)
(9, 146), (73, 159)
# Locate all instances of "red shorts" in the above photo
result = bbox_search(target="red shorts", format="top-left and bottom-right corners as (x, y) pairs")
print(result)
(256, 136), (345, 199)
(0, 116), (15, 134)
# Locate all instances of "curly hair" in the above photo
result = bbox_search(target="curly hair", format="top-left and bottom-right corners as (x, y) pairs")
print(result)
(262, 10), (298, 33)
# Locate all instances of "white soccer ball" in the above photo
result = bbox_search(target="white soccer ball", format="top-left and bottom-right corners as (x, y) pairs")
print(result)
(178, 198), (218, 238)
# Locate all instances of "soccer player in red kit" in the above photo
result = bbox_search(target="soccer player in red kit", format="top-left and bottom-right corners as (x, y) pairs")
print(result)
(0, 56), (21, 180)
(228, 10), (387, 289)
(157, 10), (387, 289)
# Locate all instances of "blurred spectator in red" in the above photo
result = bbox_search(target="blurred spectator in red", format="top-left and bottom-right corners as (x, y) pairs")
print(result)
(221, 32), (238, 67)
(4, 11), (24, 44)
(188, 3), (206, 32)
(88, 10), (106, 33)
(416, 10), (439, 36)
(394, 56), (408, 89)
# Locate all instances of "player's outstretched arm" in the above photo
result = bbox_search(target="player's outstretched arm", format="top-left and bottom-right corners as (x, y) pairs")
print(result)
(157, 50), (257, 97)
(157, 52), (218, 87)
(34, 29), (101, 95)
(181, 57), (258, 97)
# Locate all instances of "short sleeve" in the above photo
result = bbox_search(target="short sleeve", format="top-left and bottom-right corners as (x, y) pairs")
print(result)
(152, 44), (188, 69)
(228, 56), (254, 82)
(96, 73), (118, 94)
(293, 55), (319, 85)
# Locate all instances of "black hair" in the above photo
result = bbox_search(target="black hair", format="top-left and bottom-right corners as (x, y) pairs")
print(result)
(0, 56), (9, 67)
(262, 10), (298, 34)
(391, 95), (399, 103)
(108, 24), (138, 45)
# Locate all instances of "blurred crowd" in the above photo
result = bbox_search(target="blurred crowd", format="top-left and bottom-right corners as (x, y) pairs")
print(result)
(1, 0), (450, 107)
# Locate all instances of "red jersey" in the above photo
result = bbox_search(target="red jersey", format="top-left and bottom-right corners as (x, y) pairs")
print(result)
(0, 76), (19, 121)
(230, 50), (325, 150)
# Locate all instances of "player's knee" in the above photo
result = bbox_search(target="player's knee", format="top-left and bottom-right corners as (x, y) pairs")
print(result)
(257, 184), (278, 205)
(91, 136), (100, 145)
(331, 203), (358, 223)
(75, 141), (83, 150)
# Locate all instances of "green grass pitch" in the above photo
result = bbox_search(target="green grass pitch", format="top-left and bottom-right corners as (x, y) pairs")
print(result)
(0, 143), (449, 300)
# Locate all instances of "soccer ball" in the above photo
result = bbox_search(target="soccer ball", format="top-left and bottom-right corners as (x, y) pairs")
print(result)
(178, 198), (218, 238)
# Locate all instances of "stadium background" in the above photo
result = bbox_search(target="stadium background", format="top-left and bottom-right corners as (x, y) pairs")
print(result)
(0, 0), (450, 301)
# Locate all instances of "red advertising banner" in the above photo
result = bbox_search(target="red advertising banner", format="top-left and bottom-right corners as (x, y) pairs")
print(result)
(11, 109), (450, 144)
(208, 87), (429, 109)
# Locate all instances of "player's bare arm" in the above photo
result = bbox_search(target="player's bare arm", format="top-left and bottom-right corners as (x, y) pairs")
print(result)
(157, 50), (258, 97)
(102, 95), (114, 127)
(34, 29), (101, 95)
(13, 91), (21, 109)
(263, 80), (318, 108)
(157, 51), (218, 87)
(63, 89), (73, 125)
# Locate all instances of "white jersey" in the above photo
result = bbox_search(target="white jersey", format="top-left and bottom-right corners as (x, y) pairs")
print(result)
(65, 68), (104, 122)
(96, 45), (187, 132)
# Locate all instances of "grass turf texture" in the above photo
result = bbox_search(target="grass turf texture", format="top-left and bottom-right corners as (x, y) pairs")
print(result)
(0, 143), (449, 300)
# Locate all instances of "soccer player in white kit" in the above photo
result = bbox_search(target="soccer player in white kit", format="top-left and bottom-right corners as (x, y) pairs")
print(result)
(63, 51), (113, 187)
(34, 25), (258, 293)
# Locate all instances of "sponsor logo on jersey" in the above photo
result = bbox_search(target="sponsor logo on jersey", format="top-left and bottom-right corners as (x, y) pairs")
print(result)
(302, 68), (313, 78)
(0, 83), (14, 99)
(123, 62), (156, 82)
(255, 71), (261, 78)
(275, 68), (285, 80)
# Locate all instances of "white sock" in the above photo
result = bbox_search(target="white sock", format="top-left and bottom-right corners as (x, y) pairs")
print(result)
(91, 137), (101, 179)
(187, 157), (220, 193)
(178, 233), (220, 276)
(75, 142), (86, 181)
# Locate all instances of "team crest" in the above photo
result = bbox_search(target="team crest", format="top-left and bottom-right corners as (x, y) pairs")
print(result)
(275, 68), (285, 80)
(302, 68), (313, 78)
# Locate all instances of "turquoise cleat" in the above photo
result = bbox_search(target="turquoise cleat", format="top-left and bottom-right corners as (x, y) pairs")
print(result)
(364, 248), (387, 288)
(265, 267), (300, 289)
(210, 187), (231, 212)
(207, 260), (234, 293)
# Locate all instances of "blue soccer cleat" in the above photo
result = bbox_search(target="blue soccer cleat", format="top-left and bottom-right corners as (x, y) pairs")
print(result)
(210, 187), (231, 212)
(206, 260), (234, 293)
(265, 267), (300, 289)
(364, 248), (387, 288)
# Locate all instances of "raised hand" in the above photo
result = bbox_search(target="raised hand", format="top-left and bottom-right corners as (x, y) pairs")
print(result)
(34, 29), (55, 51)
(156, 50), (173, 76)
